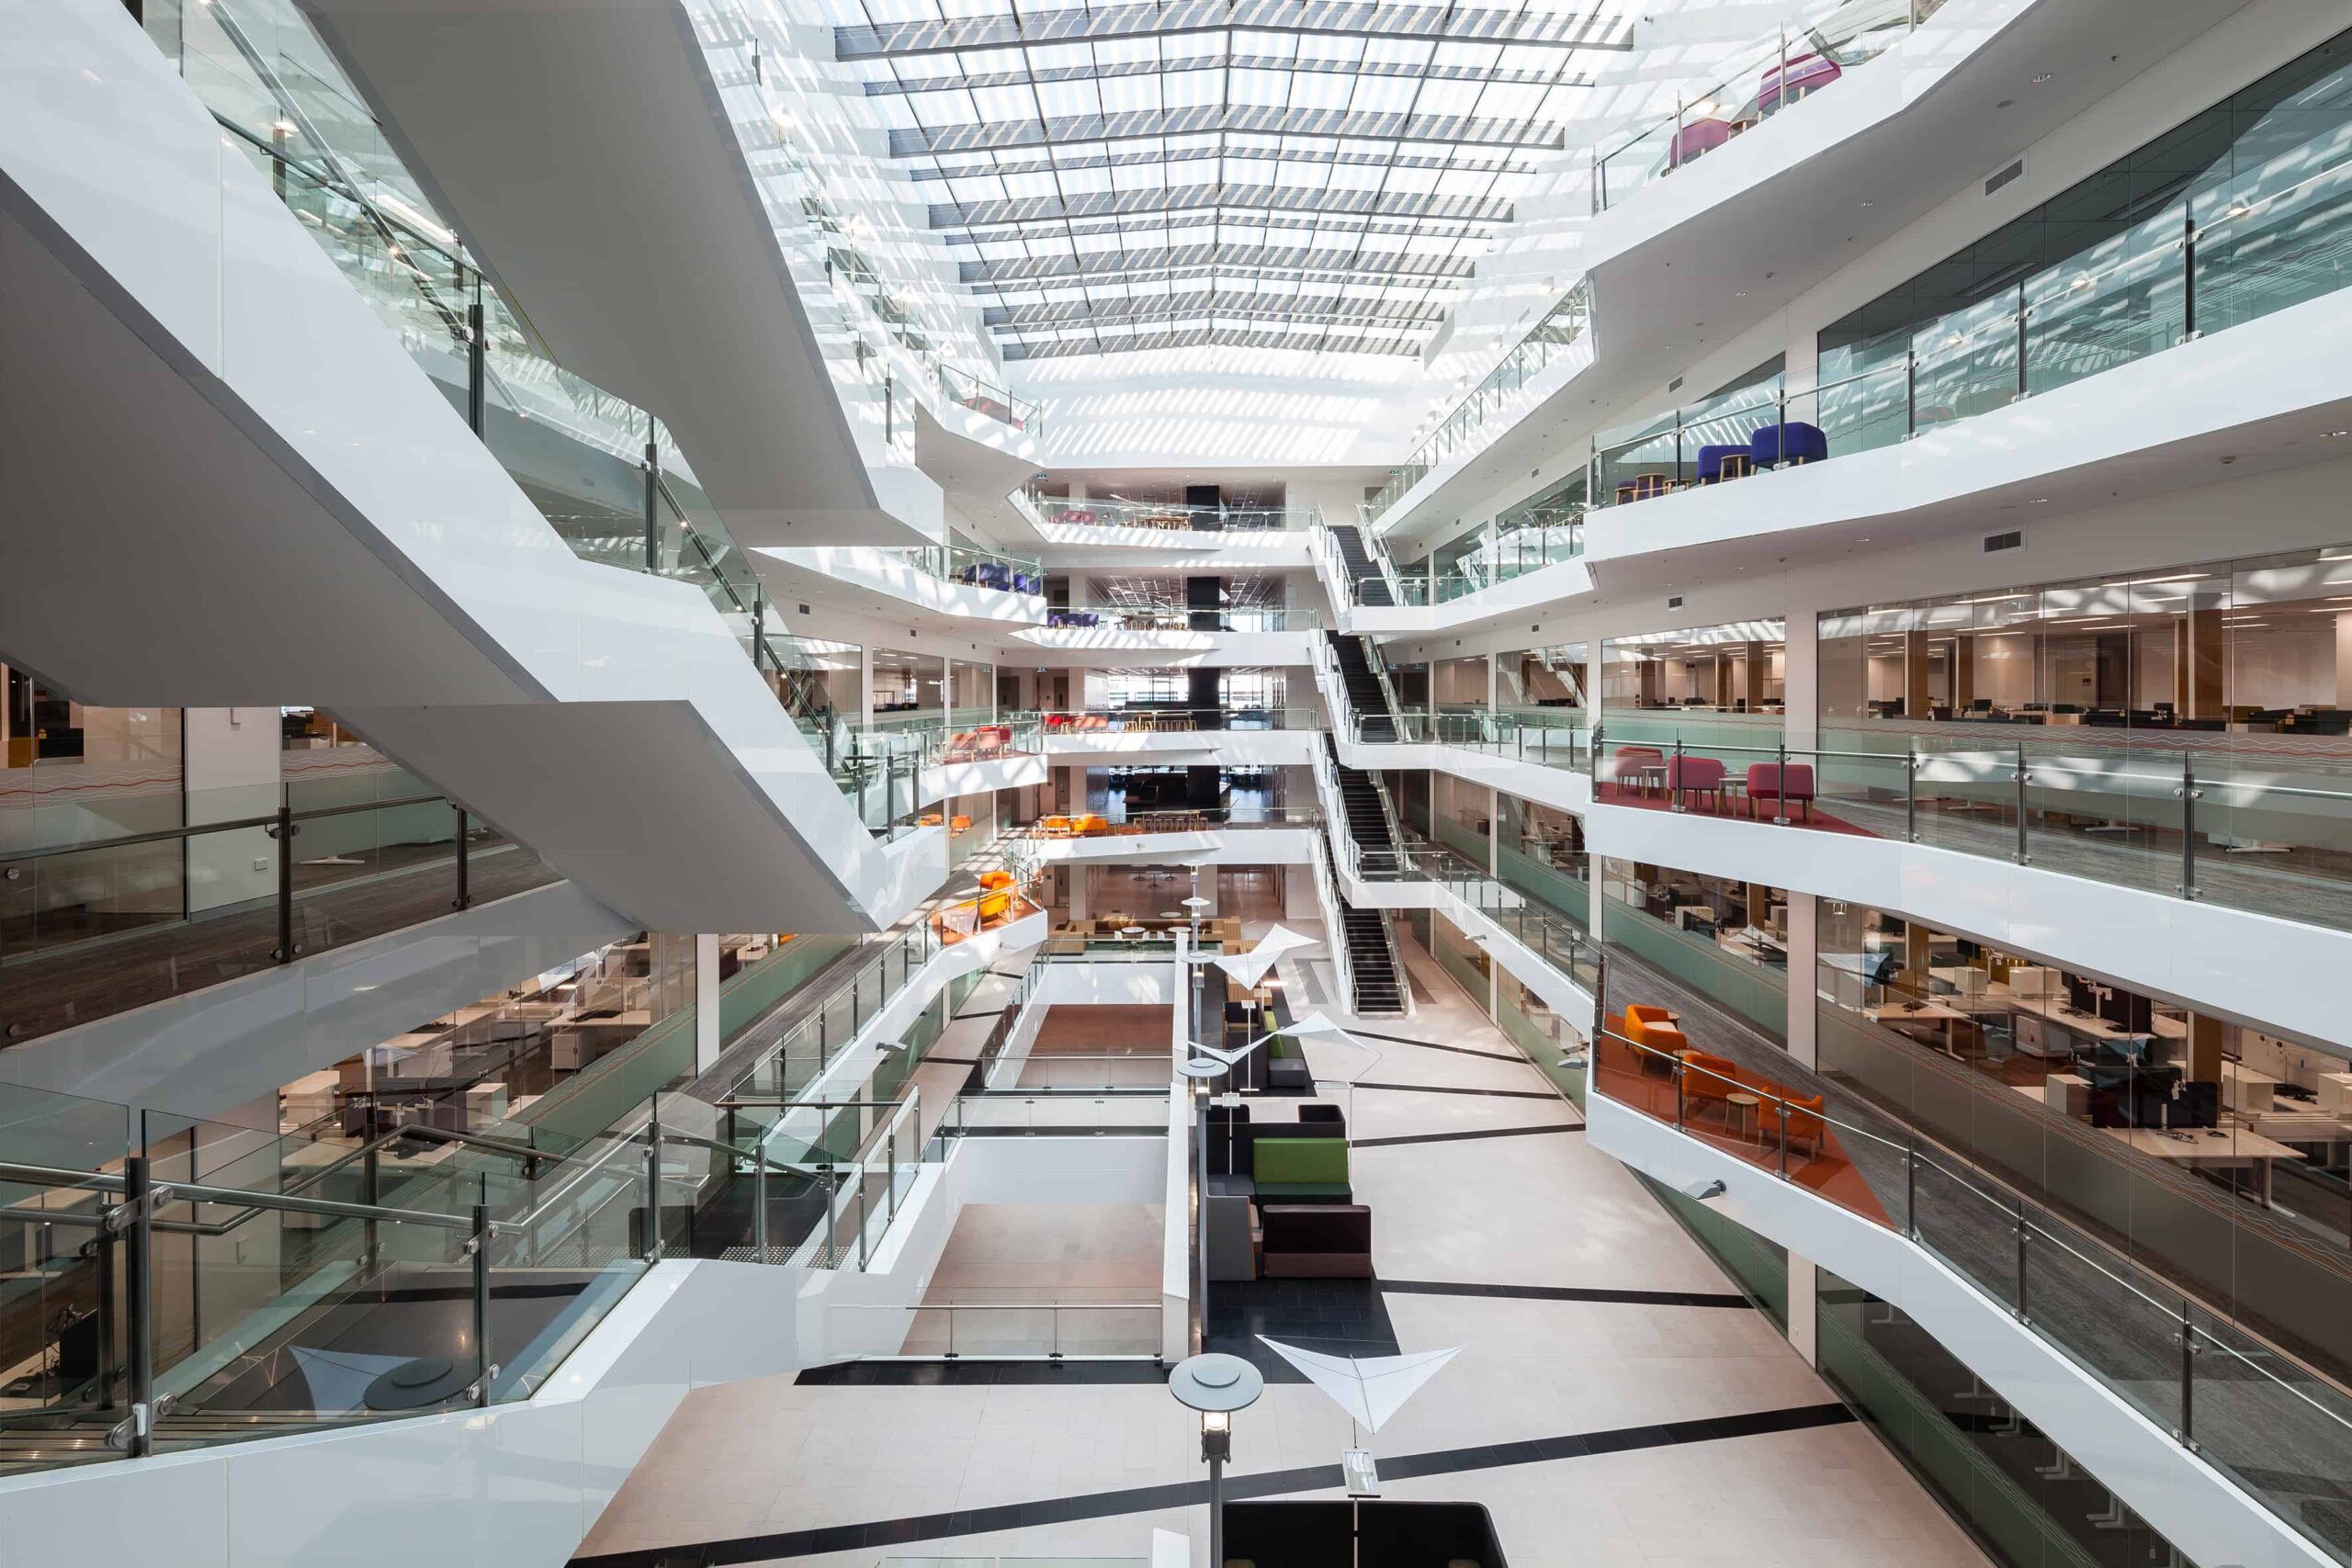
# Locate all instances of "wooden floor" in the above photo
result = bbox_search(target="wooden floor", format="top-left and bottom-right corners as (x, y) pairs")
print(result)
(1032, 1005), (1172, 1054)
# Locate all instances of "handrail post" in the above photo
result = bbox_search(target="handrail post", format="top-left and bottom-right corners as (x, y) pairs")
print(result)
(1905, 1142), (1919, 1239)
(1905, 739), (1918, 842)
(643, 1094), (664, 1262)
(855, 1176), (872, 1270)
(1773, 744), (1790, 826)
(1904, 351), (1917, 437)
(2014, 1199), (2030, 1322)
(466, 287), (486, 435)
(471, 1192), (493, 1406)
(2179, 1304), (2197, 1447)
(2178, 752), (2199, 899)
(643, 431), (661, 573)
(754, 1151), (770, 1264)
(2014, 743), (2030, 864)
(1669, 739), (1686, 813)
(452, 805), (471, 910)
(273, 790), (296, 963)
(120, 1156), (155, 1458)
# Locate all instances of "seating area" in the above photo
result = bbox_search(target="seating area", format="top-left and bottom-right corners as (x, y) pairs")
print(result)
(934, 870), (1029, 942)
(1612, 420), (1826, 504)
(1204, 1101), (1370, 1280)
(954, 560), (1042, 594)
(1048, 914), (1243, 953)
(1602, 747), (1824, 822)
(1042, 711), (1203, 733)
(940, 725), (1018, 761)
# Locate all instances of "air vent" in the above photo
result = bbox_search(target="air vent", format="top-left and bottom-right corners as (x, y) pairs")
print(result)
(1667, 594), (1685, 610)
(1667, 376), (1685, 393)
(1984, 530), (2023, 554)
(1984, 158), (2026, 197)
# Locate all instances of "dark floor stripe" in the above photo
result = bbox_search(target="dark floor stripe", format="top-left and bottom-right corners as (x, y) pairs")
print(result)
(796, 1360), (1168, 1386)
(1335, 1028), (1527, 1063)
(1349, 1081), (1560, 1100)
(921, 1055), (984, 1066)
(1378, 1279), (1752, 1308)
(569, 1403), (1854, 1566)
(950, 1010), (1006, 1022)
(1353, 1122), (1584, 1148)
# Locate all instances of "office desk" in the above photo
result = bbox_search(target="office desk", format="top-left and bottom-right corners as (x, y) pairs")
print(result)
(2220, 1061), (2278, 1115)
(2099, 1124), (2307, 1206)
(1871, 1001), (1971, 1056)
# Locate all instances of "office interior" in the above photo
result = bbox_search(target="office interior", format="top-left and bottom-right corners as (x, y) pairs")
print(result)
(1601, 859), (1792, 1043)
(1815, 898), (2352, 1371)
(1820, 541), (2352, 739)
(1601, 620), (1789, 714)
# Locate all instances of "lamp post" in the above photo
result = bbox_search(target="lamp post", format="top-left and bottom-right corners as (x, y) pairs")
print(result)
(1170, 1352), (1264, 1568)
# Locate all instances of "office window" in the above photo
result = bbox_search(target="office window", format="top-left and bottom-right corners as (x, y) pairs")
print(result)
(1600, 859), (1789, 1043)
(1601, 619), (1786, 718)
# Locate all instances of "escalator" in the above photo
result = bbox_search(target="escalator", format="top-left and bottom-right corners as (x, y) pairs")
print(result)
(1327, 523), (1397, 607)
(1325, 633), (1400, 742)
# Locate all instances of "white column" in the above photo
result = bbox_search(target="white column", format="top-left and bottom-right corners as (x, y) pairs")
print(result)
(1069, 864), (1090, 919)
(1786, 1254), (1818, 1365)
(695, 932), (722, 1071)
(1783, 890), (1817, 1068)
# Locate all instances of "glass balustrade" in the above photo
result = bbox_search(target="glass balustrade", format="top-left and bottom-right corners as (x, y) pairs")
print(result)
(1039, 606), (1322, 633)
(1593, 1), (1943, 211)
(1026, 497), (1313, 533)
(1363, 283), (1592, 525)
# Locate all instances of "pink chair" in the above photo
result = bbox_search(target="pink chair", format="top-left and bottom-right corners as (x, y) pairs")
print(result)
(1665, 755), (1727, 813)
(1612, 746), (1667, 798)
(1746, 762), (1816, 823)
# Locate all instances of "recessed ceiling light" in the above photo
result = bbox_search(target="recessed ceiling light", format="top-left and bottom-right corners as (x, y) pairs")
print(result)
(2031, 73), (2054, 84)
(1860, 200), (1875, 209)
(1996, 97), (2017, 108)
(2324, 429), (2350, 438)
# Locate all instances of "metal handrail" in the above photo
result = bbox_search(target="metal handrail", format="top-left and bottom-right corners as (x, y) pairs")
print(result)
(0, 1158), (474, 1232)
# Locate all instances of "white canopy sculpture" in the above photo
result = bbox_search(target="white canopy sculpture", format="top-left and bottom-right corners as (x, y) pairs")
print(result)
(1212, 923), (1319, 989)
(1191, 1010), (1351, 1068)
(1257, 1338), (1463, 1435)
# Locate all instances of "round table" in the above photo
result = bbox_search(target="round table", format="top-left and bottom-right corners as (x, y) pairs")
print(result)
(1724, 1092), (1761, 1142)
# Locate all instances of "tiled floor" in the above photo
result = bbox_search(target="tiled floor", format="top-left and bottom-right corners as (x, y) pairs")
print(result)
(571, 932), (1996, 1568)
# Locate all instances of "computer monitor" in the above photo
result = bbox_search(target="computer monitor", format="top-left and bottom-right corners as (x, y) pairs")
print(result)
(2064, 975), (2098, 1014)
(2099, 989), (2153, 1033)
(2169, 1081), (2220, 1130)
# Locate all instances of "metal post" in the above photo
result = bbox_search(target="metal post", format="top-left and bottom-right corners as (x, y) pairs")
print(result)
(1905, 1145), (1918, 1239)
(92, 1217), (118, 1412)
(753, 1152), (770, 1264)
(1905, 739), (1919, 842)
(272, 792), (296, 962)
(452, 805), (471, 910)
(121, 1156), (155, 1458)
(643, 432), (662, 573)
(362, 1143), (381, 1272)
(855, 1176), (871, 1269)
(470, 1196), (492, 1406)
(1674, 1061), (1687, 1128)
(2179, 1304), (2196, 1446)
(643, 1094), (664, 1261)
(1905, 351), (1917, 437)
(2014, 744), (2030, 864)
(1208, 1453), (1226, 1568)
(466, 288), (486, 435)
(885, 373), (895, 446)
(1669, 739), (1686, 812)
(2181, 206), (2199, 343)
(2015, 1200), (2031, 1320)
(1773, 744), (1790, 825)
(2178, 753), (2199, 899)
(2014, 282), (2029, 401)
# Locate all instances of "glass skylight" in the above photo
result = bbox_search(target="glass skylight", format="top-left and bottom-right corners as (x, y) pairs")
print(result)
(827, 0), (1645, 359)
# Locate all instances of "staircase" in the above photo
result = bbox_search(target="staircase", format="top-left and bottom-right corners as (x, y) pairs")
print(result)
(1326, 633), (1399, 741)
(1340, 902), (1407, 1016)
(1326, 737), (1404, 877)
(1327, 524), (1396, 606)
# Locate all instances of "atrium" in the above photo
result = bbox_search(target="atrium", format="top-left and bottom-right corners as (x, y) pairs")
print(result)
(3, 0), (2350, 1565)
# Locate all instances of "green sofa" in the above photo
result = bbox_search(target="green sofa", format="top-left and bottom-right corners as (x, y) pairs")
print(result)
(1250, 1136), (1352, 1204)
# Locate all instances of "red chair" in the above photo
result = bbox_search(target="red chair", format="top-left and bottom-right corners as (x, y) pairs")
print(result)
(1745, 762), (1815, 822)
(1611, 746), (1667, 798)
(1665, 755), (1726, 812)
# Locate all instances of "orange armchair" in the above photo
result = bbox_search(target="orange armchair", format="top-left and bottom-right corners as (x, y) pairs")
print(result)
(1074, 814), (1110, 836)
(1040, 815), (1072, 835)
(978, 869), (1014, 892)
(1679, 1051), (1740, 1121)
(1777, 1093), (1826, 1158)
(977, 890), (1012, 923)
(950, 814), (972, 834)
(1622, 1003), (1689, 1058)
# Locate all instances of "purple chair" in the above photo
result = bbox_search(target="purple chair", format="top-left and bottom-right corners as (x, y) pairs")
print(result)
(1696, 443), (1747, 483)
(1746, 762), (1816, 822)
(1668, 118), (1732, 170)
(1750, 422), (1828, 468)
(1666, 755), (1728, 813)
